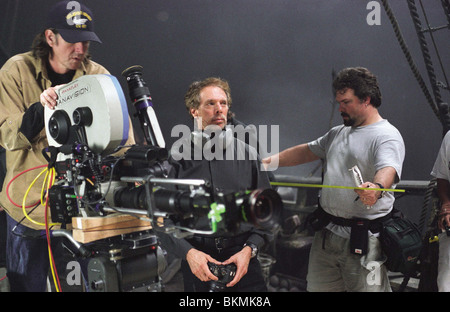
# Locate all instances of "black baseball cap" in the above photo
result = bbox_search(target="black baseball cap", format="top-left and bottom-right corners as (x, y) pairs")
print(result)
(46, 1), (102, 43)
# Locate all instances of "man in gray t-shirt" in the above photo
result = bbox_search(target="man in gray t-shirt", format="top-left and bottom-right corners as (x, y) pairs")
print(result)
(309, 119), (404, 221)
(263, 67), (405, 292)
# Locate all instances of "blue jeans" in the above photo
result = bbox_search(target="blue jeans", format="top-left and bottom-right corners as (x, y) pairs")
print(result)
(5, 214), (66, 292)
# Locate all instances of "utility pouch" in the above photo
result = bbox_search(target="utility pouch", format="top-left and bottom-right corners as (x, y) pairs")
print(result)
(379, 215), (422, 275)
(350, 220), (369, 255)
(307, 207), (330, 231)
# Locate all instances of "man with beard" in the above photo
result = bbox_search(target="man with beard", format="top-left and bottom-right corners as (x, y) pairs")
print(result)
(263, 67), (405, 292)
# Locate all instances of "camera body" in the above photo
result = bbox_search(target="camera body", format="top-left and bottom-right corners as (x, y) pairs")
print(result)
(87, 231), (167, 292)
(45, 67), (282, 234)
(208, 262), (237, 292)
(43, 67), (282, 291)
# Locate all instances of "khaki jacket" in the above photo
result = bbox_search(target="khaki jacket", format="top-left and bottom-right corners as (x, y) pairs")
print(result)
(0, 52), (134, 229)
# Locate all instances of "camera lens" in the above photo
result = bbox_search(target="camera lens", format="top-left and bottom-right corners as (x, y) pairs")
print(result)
(121, 65), (165, 147)
(114, 186), (147, 210)
(73, 107), (93, 126)
(153, 188), (211, 215)
(48, 110), (71, 144)
(241, 189), (282, 230)
(125, 145), (168, 163)
(114, 186), (211, 216)
(121, 65), (151, 104)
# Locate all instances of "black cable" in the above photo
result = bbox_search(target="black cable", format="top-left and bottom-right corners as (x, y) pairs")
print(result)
(441, 0), (450, 29)
(10, 203), (50, 239)
(406, 0), (450, 134)
(418, 0), (450, 95)
(417, 178), (436, 235)
(381, 0), (440, 120)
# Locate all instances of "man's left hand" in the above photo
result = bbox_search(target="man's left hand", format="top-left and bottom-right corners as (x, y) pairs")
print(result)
(355, 182), (381, 206)
(221, 246), (252, 287)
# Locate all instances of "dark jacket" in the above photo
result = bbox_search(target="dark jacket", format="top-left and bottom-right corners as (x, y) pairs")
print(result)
(157, 133), (273, 259)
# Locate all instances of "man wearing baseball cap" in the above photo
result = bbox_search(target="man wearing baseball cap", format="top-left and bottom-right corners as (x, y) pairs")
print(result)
(0, 1), (134, 291)
(46, 0), (102, 44)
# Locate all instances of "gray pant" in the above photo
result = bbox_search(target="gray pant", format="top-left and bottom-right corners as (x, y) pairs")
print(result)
(438, 233), (450, 292)
(0, 267), (9, 292)
(306, 228), (391, 292)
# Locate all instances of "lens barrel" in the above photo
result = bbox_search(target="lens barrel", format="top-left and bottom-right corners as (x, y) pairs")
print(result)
(239, 189), (282, 230)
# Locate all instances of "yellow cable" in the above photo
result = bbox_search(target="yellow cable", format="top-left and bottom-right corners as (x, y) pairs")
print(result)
(48, 246), (60, 292)
(22, 167), (59, 227)
(46, 167), (60, 292)
(270, 181), (405, 193)
(44, 167), (60, 291)
(19, 166), (60, 291)
(40, 168), (51, 206)
(22, 167), (47, 226)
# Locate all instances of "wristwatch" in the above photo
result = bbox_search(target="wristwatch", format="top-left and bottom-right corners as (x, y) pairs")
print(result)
(243, 243), (258, 258)
(374, 183), (385, 199)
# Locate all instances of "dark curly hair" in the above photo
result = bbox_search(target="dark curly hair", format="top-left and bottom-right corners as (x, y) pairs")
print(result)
(332, 67), (382, 107)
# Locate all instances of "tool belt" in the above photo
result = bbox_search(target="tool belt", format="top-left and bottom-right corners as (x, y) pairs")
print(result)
(307, 206), (392, 255)
(307, 206), (422, 274)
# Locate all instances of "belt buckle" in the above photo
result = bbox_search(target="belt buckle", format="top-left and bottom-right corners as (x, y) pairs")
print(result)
(215, 237), (224, 253)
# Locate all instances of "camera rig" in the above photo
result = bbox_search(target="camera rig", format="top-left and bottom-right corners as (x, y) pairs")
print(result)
(43, 66), (282, 291)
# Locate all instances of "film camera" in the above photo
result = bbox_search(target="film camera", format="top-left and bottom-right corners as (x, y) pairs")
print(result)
(208, 262), (237, 292)
(43, 66), (282, 291)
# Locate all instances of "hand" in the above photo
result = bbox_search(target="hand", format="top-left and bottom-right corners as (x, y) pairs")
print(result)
(261, 156), (279, 171)
(186, 248), (220, 282)
(40, 85), (63, 110)
(438, 202), (450, 231)
(221, 246), (252, 287)
(261, 157), (271, 170)
(354, 182), (380, 206)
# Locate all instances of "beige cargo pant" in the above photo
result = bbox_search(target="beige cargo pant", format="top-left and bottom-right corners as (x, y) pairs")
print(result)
(307, 228), (391, 292)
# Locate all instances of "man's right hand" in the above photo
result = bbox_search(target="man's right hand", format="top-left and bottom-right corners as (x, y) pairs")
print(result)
(439, 202), (450, 231)
(40, 85), (63, 110)
(186, 248), (221, 282)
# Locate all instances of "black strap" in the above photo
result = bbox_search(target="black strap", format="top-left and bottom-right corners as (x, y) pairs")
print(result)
(42, 146), (59, 168)
(312, 206), (392, 234)
(188, 233), (249, 252)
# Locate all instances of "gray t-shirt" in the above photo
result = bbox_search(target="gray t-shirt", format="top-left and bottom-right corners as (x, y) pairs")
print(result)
(308, 119), (405, 222)
(431, 130), (450, 180)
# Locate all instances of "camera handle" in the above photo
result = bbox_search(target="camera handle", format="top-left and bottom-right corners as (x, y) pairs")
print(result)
(51, 229), (91, 258)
